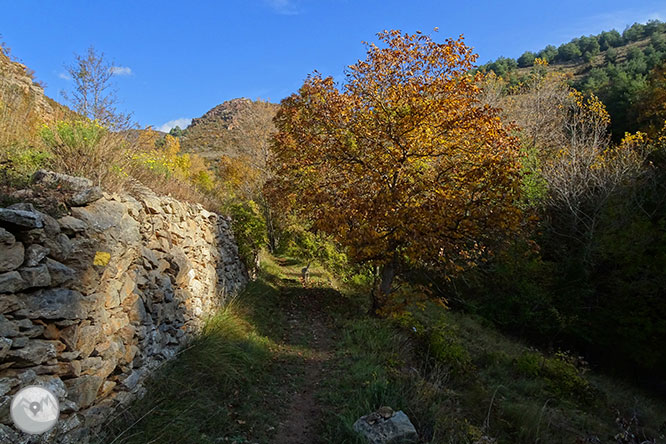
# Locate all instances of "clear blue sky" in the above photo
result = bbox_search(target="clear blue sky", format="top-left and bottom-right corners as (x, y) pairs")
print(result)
(1, 0), (664, 131)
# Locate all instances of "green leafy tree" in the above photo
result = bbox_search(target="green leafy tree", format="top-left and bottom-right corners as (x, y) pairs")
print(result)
(228, 200), (268, 280)
(518, 51), (536, 67)
(556, 42), (582, 61)
(623, 22), (645, 41)
(537, 45), (558, 62)
(598, 30), (623, 50)
(168, 125), (183, 138)
(605, 47), (618, 63)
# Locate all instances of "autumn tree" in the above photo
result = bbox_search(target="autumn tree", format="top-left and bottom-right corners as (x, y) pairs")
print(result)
(496, 61), (651, 265)
(267, 30), (523, 312)
(61, 46), (132, 130)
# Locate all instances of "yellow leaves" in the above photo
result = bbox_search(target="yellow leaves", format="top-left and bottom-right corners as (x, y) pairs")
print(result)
(620, 131), (648, 148)
(268, 29), (523, 274)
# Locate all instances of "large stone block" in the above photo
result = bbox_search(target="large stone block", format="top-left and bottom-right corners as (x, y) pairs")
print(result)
(0, 315), (19, 337)
(24, 243), (49, 266)
(19, 264), (52, 288)
(0, 227), (15, 245)
(17, 288), (88, 320)
(0, 208), (44, 229)
(65, 375), (103, 409)
(76, 324), (102, 359)
(57, 215), (88, 234)
(5, 339), (65, 366)
(46, 258), (76, 286)
(0, 271), (26, 293)
(0, 242), (24, 273)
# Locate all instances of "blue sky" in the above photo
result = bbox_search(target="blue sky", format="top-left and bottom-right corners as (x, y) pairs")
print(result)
(1, 0), (664, 131)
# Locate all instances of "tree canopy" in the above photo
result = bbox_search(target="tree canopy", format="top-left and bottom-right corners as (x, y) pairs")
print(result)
(267, 30), (523, 310)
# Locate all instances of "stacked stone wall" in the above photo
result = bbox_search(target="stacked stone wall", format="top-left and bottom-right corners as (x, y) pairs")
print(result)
(0, 174), (247, 443)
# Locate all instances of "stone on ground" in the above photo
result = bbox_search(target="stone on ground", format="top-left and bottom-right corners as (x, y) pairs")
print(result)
(353, 407), (418, 444)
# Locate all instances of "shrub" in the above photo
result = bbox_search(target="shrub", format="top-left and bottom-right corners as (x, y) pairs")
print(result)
(227, 200), (268, 278)
(428, 319), (473, 376)
(0, 146), (50, 187)
(40, 119), (128, 186)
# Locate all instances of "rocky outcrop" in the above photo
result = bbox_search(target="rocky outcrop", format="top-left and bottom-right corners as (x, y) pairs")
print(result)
(0, 180), (247, 443)
(0, 47), (74, 123)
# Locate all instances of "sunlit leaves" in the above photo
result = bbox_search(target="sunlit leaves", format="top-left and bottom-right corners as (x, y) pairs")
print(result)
(267, 30), (523, 279)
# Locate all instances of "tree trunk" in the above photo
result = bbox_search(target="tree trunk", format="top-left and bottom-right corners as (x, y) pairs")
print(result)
(250, 251), (260, 281)
(260, 198), (277, 253)
(370, 254), (398, 315)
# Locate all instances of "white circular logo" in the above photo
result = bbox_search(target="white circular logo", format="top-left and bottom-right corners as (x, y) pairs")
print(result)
(10, 385), (59, 435)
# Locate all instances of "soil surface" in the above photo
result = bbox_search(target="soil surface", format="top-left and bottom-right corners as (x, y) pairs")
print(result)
(271, 265), (339, 444)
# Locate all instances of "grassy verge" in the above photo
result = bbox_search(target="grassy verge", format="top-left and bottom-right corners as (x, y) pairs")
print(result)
(99, 264), (291, 444)
(100, 256), (666, 444)
(318, 292), (666, 443)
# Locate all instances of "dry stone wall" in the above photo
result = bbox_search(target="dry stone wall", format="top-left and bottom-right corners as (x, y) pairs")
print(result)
(0, 173), (247, 443)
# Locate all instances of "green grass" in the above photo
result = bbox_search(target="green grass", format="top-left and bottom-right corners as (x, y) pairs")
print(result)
(100, 255), (666, 444)
(98, 263), (292, 444)
(317, 292), (666, 443)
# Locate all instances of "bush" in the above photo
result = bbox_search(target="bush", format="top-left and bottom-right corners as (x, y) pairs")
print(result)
(40, 120), (127, 186)
(0, 146), (50, 187)
(427, 319), (473, 376)
(515, 351), (592, 401)
(227, 200), (268, 277)
(275, 220), (349, 275)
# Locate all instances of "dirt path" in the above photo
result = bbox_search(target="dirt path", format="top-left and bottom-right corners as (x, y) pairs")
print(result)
(271, 281), (337, 444)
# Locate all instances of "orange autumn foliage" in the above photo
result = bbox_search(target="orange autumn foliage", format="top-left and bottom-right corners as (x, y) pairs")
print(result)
(267, 30), (524, 299)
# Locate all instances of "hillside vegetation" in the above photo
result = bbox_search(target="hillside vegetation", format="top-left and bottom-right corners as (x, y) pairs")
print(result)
(0, 44), (224, 212)
(102, 255), (666, 444)
(478, 20), (666, 138)
(2, 21), (666, 444)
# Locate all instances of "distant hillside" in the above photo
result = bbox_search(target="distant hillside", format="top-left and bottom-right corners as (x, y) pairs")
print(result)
(478, 20), (666, 138)
(0, 45), (77, 147)
(180, 98), (277, 170)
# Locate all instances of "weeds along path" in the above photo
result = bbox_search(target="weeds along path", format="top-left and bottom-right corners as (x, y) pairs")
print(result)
(99, 256), (347, 444)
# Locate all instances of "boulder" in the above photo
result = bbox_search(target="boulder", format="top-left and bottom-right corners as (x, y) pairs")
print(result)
(69, 186), (103, 206)
(32, 169), (92, 190)
(0, 377), (18, 397)
(71, 199), (140, 244)
(35, 375), (68, 399)
(0, 424), (20, 444)
(57, 215), (88, 234)
(38, 211), (61, 236)
(0, 242), (24, 272)
(0, 207), (44, 229)
(0, 271), (26, 293)
(0, 315), (19, 337)
(5, 339), (65, 366)
(0, 338), (11, 359)
(121, 368), (144, 390)
(142, 196), (162, 214)
(44, 233), (73, 262)
(353, 408), (418, 444)
(76, 324), (102, 359)
(23, 243), (49, 266)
